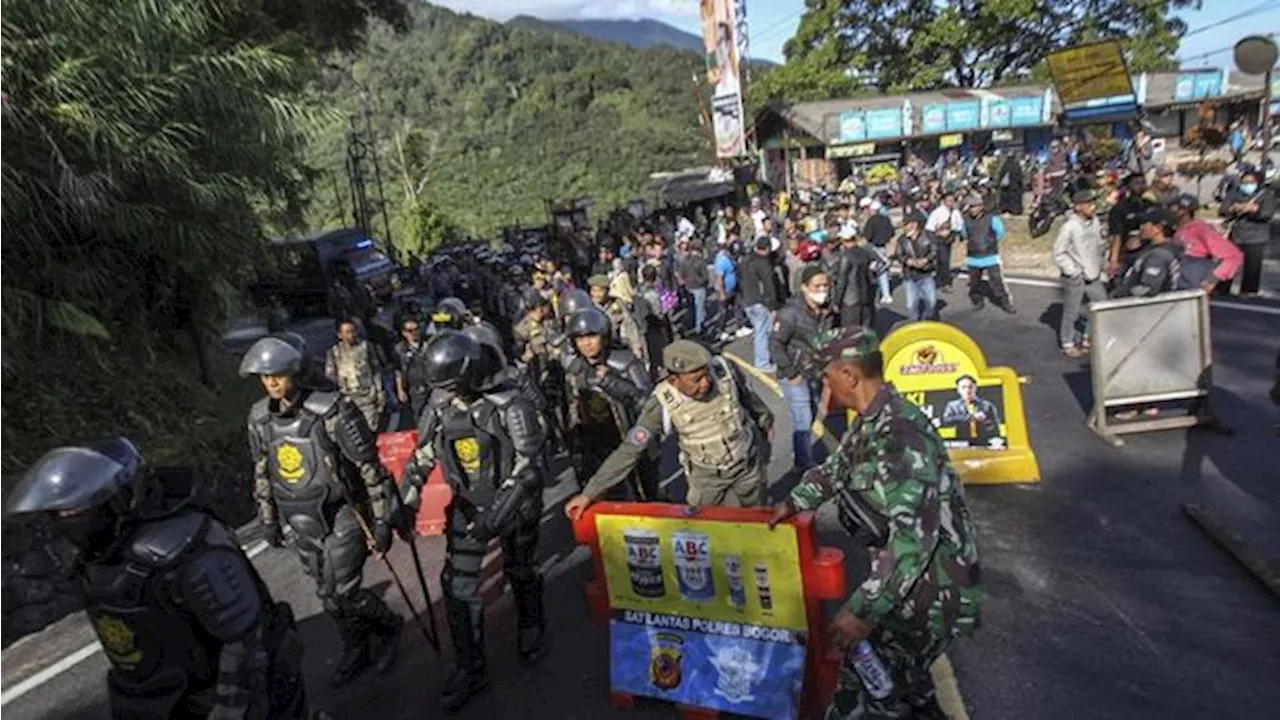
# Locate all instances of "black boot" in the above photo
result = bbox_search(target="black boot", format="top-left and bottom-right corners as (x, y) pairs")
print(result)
(328, 612), (372, 688)
(440, 600), (489, 713)
(355, 590), (404, 675)
(513, 575), (548, 664)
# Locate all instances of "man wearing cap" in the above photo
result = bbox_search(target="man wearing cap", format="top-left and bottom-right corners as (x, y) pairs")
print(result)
(1115, 206), (1184, 299)
(895, 211), (938, 321)
(961, 194), (1015, 314)
(588, 273), (647, 363)
(925, 186), (963, 292)
(564, 340), (775, 517)
(768, 326), (983, 720)
(831, 224), (878, 329)
(1106, 172), (1154, 279)
(1053, 189), (1109, 358)
(1171, 194), (1242, 292)
(864, 199), (896, 304)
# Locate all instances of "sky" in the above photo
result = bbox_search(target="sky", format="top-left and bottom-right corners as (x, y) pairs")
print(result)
(432, 0), (1279, 70)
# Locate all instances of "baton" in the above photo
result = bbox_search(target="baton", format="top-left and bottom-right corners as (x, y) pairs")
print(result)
(352, 509), (441, 653)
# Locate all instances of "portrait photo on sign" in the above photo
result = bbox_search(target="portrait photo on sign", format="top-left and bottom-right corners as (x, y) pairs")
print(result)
(935, 375), (1007, 450)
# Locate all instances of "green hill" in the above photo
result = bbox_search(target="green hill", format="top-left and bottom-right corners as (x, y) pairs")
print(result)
(307, 4), (715, 240)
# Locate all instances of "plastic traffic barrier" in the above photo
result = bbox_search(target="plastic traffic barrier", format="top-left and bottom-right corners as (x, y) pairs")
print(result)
(377, 430), (451, 537)
(572, 502), (847, 720)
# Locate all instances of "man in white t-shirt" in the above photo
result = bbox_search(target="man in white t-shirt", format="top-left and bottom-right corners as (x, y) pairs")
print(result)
(925, 187), (964, 291)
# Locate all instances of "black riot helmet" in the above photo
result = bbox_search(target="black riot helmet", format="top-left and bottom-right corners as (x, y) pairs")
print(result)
(463, 322), (508, 390)
(559, 288), (593, 319)
(566, 306), (612, 340)
(433, 297), (469, 330)
(238, 335), (303, 377)
(5, 439), (144, 555)
(424, 330), (484, 394)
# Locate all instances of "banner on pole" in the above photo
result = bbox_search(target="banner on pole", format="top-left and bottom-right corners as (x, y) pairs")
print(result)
(702, 0), (747, 157)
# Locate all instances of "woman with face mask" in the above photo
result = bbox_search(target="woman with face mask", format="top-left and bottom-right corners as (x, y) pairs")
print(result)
(1218, 171), (1275, 297)
(769, 264), (838, 473)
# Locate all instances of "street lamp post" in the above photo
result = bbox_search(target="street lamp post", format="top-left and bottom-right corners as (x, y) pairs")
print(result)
(1234, 35), (1278, 173)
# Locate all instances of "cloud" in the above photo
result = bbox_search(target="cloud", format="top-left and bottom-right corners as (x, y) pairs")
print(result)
(433, 0), (701, 22)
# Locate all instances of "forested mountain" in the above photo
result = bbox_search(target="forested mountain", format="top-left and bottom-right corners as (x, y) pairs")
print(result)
(306, 4), (714, 242)
(507, 15), (704, 53)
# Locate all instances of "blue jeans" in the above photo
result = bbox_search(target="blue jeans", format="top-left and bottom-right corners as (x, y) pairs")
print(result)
(690, 286), (707, 333)
(872, 246), (891, 298)
(780, 377), (816, 471)
(745, 303), (773, 369)
(903, 275), (937, 321)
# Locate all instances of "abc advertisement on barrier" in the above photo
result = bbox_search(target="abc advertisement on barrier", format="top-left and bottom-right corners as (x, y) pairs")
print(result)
(596, 514), (807, 719)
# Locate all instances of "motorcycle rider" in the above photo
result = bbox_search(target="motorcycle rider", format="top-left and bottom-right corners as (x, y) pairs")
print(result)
(400, 331), (550, 712)
(5, 439), (323, 719)
(241, 336), (404, 688)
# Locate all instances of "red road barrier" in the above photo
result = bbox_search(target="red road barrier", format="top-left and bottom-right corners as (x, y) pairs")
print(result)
(572, 503), (847, 720)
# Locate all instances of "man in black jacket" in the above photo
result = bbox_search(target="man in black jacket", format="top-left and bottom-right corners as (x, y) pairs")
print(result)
(739, 237), (779, 371)
(830, 226), (877, 329)
(894, 212), (938, 321)
(770, 265), (837, 472)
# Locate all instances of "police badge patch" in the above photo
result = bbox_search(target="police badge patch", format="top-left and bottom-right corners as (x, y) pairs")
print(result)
(627, 427), (650, 447)
(649, 631), (684, 691)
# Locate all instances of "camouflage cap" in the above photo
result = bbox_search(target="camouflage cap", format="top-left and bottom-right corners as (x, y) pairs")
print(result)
(810, 326), (880, 371)
(663, 340), (712, 374)
(587, 274), (610, 289)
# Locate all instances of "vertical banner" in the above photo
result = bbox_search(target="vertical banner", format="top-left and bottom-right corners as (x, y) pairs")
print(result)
(702, 0), (746, 157)
(598, 515), (808, 719)
(734, 0), (750, 87)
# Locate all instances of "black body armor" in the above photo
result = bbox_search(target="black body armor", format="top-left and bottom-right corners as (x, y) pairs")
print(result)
(263, 393), (347, 540)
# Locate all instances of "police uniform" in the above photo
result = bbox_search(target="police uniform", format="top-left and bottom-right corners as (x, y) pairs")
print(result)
(560, 307), (656, 497)
(325, 339), (386, 432)
(588, 274), (647, 366)
(4, 440), (316, 720)
(244, 339), (403, 689)
(582, 341), (774, 507)
(400, 332), (549, 712)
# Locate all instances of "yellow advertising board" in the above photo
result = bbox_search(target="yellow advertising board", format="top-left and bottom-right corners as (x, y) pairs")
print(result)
(852, 322), (1039, 485)
(595, 514), (806, 632)
(939, 133), (964, 150)
(1045, 40), (1134, 107)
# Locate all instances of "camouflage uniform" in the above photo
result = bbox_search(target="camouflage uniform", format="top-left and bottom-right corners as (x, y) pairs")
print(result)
(787, 327), (983, 720)
(325, 340), (386, 432)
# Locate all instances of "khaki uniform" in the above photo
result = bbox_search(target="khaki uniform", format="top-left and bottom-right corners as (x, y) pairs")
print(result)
(581, 356), (773, 506)
(325, 340), (386, 432)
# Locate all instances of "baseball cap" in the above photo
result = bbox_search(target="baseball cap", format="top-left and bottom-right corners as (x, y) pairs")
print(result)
(859, 197), (873, 208)
(1071, 188), (1096, 204)
(754, 236), (772, 250)
(1173, 193), (1199, 211)
(1140, 205), (1176, 232)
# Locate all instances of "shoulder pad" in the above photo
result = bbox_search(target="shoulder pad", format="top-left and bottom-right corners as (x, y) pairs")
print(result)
(129, 511), (208, 569)
(605, 349), (638, 374)
(303, 390), (339, 417)
(248, 397), (271, 425)
(483, 387), (520, 408)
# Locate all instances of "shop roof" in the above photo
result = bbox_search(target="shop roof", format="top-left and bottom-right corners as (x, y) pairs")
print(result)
(1140, 69), (1272, 110)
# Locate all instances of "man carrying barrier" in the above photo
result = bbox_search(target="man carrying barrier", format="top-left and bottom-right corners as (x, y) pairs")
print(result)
(770, 326), (984, 719)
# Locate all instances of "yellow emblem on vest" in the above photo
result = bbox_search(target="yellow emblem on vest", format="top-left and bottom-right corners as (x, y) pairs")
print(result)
(276, 443), (305, 483)
(94, 614), (143, 667)
(453, 437), (481, 473)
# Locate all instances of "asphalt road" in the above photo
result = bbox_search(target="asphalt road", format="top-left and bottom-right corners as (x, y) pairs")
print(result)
(4, 280), (1279, 719)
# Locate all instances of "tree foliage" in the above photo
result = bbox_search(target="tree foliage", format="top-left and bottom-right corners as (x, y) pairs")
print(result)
(763, 0), (1196, 102)
(305, 4), (713, 241)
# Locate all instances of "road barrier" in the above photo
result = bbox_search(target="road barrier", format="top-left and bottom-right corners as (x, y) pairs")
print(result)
(1085, 289), (1219, 446)
(572, 503), (846, 720)
(378, 430), (450, 536)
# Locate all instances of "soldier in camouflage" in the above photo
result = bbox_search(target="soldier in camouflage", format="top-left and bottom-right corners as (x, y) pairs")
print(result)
(325, 318), (387, 432)
(769, 326), (983, 720)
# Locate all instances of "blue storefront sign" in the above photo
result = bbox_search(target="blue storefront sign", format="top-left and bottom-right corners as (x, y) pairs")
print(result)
(946, 101), (981, 131)
(838, 110), (867, 142)
(922, 104), (947, 134)
(865, 108), (902, 139)
(1010, 97), (1043, 126)
(987, 99), (1011, 128)
(1175, 72), (1222, 102)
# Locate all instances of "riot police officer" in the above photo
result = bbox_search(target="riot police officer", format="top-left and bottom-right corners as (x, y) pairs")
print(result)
(4, 439), (321, 719)
(401, 331), (549, 712)
(433, 296), (475, 331)
(513, 289), (569, 452)
(464, 321), (550, 416)
(240, 336), (404, 688)
(561, 306), (657, 498)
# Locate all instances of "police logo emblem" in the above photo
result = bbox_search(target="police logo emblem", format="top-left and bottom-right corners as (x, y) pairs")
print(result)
(649, 632), (684, 691)
(276, 444), (306, 483)
(93, 614), (143, 667)
(627, 427), (650, 447)
(454, 437), (481, 473)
